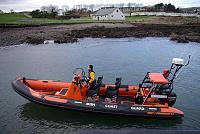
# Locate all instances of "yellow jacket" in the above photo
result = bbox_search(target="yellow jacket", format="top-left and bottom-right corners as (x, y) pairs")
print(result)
(89, 71), (95, 84)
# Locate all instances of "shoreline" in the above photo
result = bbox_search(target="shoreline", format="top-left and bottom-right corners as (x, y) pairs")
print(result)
(1, 22), (200, 47)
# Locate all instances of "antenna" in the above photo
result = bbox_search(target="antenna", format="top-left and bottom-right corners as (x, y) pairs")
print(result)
(185, 55), (191, 66)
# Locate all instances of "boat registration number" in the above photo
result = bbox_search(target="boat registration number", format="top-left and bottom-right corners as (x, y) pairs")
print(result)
(131, 106), (145, 111)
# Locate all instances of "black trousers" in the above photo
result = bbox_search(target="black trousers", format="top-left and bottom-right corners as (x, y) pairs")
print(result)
(89, 80), (96, 90)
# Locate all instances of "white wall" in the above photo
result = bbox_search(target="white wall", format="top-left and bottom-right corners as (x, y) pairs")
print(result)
(130, 12), (200, 17)
(109, 8), (125, 20)
(92, 8), (125, 21)
(92, 15), (109, 21)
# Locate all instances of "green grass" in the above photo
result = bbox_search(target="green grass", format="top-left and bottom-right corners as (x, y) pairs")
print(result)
(0, 13), (154, 25)
(0, 13), (29, 24)
(0, 13), (97, 25)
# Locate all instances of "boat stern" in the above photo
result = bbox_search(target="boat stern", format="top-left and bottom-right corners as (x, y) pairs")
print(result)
(160, 106), (184, 118)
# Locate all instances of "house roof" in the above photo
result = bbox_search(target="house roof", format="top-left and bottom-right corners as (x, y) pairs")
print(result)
(94, 8), (118, 16)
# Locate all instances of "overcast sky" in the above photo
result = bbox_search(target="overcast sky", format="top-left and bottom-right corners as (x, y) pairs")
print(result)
(0, 0), (199, 12)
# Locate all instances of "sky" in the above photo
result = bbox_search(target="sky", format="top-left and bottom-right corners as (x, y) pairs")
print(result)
(0, 0), (199, 12)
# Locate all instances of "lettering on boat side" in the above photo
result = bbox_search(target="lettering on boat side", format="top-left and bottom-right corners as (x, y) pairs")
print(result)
(105, 104), (118, 109)
(131, 106), (145, 111)
(149, 108), (158, 111)
(74, 101), (82, 104)
(86, 103), (96, 107)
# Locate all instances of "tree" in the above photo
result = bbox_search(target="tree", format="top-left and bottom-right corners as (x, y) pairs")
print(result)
(119, 3), (124, 8)
(10, 9), (15, 13)
(31, 7), (58, 18)
(128, 3), (136, 16)
(89, 4), (95, 12)
(164, 3), (176, 12)
(0, 10), (3, 14)
(62, 5), (69, 12)
(155, 3), (164, 12)
(41, 6), (47, 12)
(48, 5), (59, 14)
(176, 8), (180, 13)
(40, 5), (58, 14)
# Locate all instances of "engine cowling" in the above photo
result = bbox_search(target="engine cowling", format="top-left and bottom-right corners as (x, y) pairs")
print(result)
(158, 92), (177, 106)
(167, 92), (177, 106)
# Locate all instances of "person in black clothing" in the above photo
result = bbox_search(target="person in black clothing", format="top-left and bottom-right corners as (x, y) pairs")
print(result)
(88, 65), (96, 90)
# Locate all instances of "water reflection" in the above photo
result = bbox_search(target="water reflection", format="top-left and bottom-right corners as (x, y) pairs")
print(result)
(19, 102), (183, 130)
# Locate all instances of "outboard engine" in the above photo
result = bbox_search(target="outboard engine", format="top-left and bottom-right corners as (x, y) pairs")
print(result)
(167, 92), (177, 106)
(135, 93), (143, 104)
(158, 92), (177, 106)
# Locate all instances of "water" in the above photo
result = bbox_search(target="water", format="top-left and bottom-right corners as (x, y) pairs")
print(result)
(0, 38), (200, 133)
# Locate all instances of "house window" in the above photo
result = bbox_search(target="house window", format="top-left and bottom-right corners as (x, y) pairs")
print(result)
(116, 10), (118, 12)
(111, 15), (114, 17)
(105, 16), (106, 17)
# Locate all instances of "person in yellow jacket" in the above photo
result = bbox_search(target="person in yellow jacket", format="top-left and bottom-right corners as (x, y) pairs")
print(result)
(87, 65), (96, 90)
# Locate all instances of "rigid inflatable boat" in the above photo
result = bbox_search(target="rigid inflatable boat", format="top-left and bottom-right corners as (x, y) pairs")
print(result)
(12, 57), (190, 119)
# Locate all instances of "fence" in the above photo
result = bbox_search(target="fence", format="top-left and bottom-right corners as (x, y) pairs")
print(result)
(125, 12), (200, 17)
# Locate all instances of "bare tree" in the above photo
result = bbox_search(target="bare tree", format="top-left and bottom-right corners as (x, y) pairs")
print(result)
(10, 9), (15, 13)
(41, 5), (59, 13)
(68, 2), (143, 12)
(83, 4), (90, 11)
(76, 5), (81, 10)
(89, 4), (95, 12)
(62, 5), (69, 12)
(41, 6), (47, 11)
(128, 3), (132, 16)
(119, 3), (124, 8)
(48, 5), (59, 13)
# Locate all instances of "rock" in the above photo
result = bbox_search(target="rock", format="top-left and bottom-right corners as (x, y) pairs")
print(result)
(170, 33), (189, 43)
(25, 36), (44, 44)
(44, 40), (54, 44)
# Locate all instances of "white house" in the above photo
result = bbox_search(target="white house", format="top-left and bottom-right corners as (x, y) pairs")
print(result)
(92, 8), (125, 21)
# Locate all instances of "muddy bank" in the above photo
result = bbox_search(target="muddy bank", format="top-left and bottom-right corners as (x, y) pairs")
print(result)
(0, 23), (200, 47)
(71, 23), (200, 44)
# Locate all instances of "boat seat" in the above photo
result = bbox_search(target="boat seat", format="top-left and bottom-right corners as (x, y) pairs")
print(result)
(106, 77), (121, 98)
(87, 76), (103, 97)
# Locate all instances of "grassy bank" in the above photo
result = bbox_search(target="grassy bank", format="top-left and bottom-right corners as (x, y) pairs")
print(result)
(0, 13), (96, 25)
(0, 13), (28, 24)
(0, 13), (153, 25)
(0, 13), (200, 26)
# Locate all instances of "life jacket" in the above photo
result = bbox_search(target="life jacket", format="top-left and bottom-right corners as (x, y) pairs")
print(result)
(88, 71), (95, 84)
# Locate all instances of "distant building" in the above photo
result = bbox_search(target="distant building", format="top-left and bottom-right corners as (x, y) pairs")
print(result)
(92, 8), (125, 21)
(180, 7), (200, 14)
(120, 7), (148, 13)
(119, 7), (149, 16)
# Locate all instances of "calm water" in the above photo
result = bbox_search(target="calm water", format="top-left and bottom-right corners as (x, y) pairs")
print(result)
(0, 38), (200, 133)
